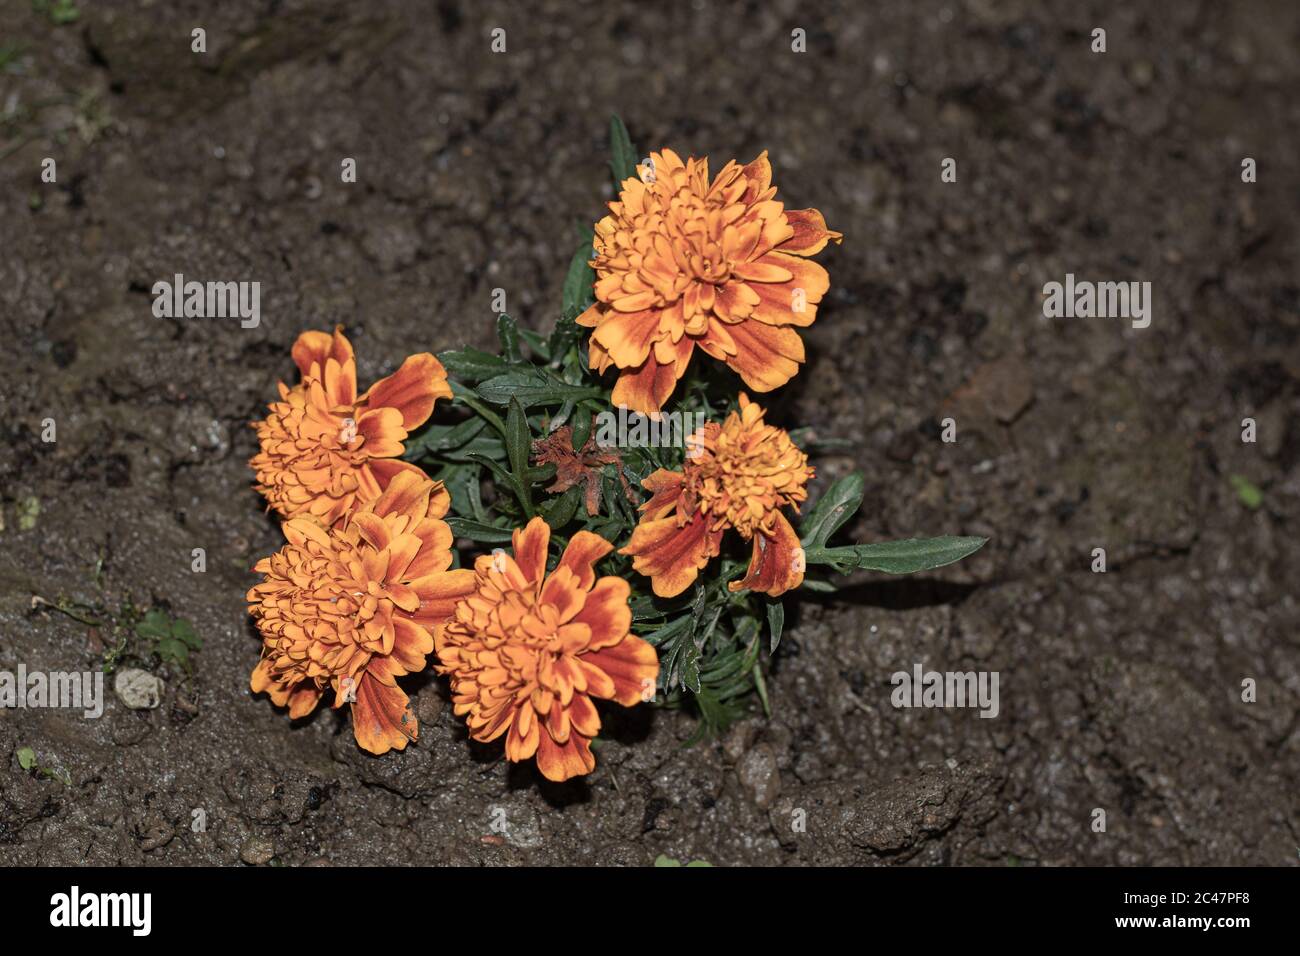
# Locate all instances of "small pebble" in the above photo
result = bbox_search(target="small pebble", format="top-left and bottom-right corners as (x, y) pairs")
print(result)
(114, 669), (163, 710)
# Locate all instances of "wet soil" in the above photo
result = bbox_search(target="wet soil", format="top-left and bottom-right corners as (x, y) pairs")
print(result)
(1, 0), (1297, 866)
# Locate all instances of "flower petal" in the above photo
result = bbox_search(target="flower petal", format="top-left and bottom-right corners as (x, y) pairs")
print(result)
(621, 512), (722, 598)
(722, 318), (805, 392)
(581, 634), (659, 706)
(729, 510), (805, 597)
(350, 672), (417, 754)
(512, 516), (551, 586)
(535, 727), (596, 782)
(555, 530), (614, 590)
(362, 353), (452, 430)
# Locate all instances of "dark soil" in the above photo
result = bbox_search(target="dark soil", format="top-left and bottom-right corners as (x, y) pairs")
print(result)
(1, 0), (1297, 866)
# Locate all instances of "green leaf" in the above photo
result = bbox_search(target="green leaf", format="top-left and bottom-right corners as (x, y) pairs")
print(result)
(497, 314), (522, 363)
(171, 619), (202, 650)
(561, 241), (596, 319)
(542, 485), (583, 530)
(654, 855), (682, 867)
(446, 517), (516, 543)
(800, 473), (865, 549)
(437, 347), (509, 383)
(134, 609), (171, 640)
(475, 370), (602, 407)
(766, 601), (785, 652)
(608, 114), (638, 189)
(16, 747), (35, 771)
(158, 638), (189, 666)
(404, 416), (489, 459)
(1229, 474), (1263, 510)
(805, 536), (988, 575)
(505, 398), (533, 516)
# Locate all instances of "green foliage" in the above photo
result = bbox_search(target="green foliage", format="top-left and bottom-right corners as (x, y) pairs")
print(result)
(32, 0), (79, 25)
(135, 609), (203, 669)
(397, 117), (987, 736)
(1229, 474), (1263, 510)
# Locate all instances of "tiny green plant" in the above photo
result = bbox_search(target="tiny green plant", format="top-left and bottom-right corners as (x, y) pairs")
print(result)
(15, 747), (71, 785)
(134, 609), (203, 670)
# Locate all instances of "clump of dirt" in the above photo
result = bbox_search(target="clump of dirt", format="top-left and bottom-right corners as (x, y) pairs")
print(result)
(1, 0), (1296, 866)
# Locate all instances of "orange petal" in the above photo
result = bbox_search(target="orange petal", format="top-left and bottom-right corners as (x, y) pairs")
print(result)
(620, 512), (722, 598)
(292, 325), (354, 380)
(779, 208), (843, 256)
(287, 683), (322, 719)
(610, 354), (682, 417)
(389, 615), (433, 674)
(350, 672), (417, 755)
(567, 692), (601, 739)
(368, 468), (433, 521)
(729, 510), (805, 597)
(556, 531), (615, 590)
(409, 568), (477, 626)
(723, 318), (805, 392)
(591, 309), (662, 369)
(512, 516), (551, 586)
(739, 151), (772, 204)
(581, 634), (659, 706)
(363, 353), (452, 430)
(638, 468), (686, 519)
(506, 706), (540, 761)
(535, 727), (596, 782)
(573, 577), (632, 650)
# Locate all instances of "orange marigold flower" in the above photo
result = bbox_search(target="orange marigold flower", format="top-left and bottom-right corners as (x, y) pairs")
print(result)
(247, 470), (475, 755)
(250, 326), (452, 525)
(576, 148), (842, 415)
(434, 516), (659, 782)
(621, 393), (813, 598)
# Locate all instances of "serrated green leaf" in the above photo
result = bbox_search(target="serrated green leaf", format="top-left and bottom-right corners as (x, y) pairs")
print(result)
(497, 314), (522, 363)
(542, 485), (583, 530)
(800, 473), (865, 549)
(404, 416), (488, 460)
(446, 517), (516, 543)
(608, 114), (638, 189)
(436, 347), (509, 383)
(505, 397), (533, 514)
(561, 241), (596, 320)
(805, 536), (988, 575)
(476, 371), (603, 407)
(766, 601), (785, 652)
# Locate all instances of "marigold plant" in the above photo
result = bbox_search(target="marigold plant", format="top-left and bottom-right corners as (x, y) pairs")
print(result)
(247, 470), (473, 754)
(250, 326), (451, 525)
(245, 116), (985, 776)
(622, 393), (812, 598)
(576, 147), (842, 415)
(434, 516), (658, 781)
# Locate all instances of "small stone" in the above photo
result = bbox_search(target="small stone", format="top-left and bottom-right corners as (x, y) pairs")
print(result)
(736, 743), (782, 809)
(416, 691), (445, 730)
(240, 835), (275, 865)
(114, 669), (163, 710)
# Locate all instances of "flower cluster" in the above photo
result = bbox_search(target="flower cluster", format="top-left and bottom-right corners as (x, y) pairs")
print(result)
(243, 120), (984, 782)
